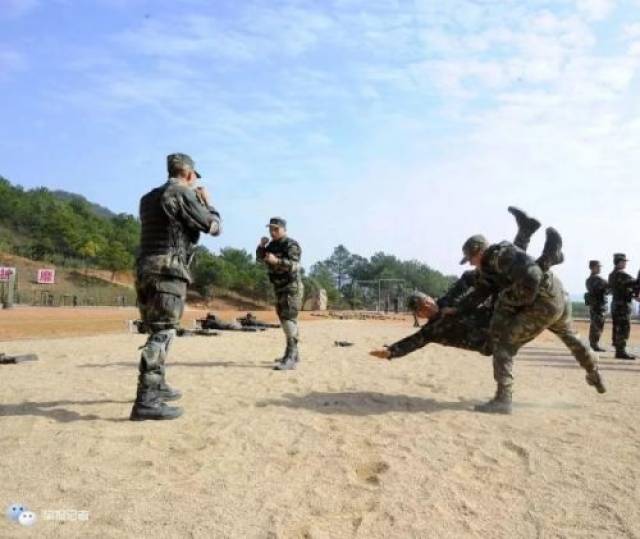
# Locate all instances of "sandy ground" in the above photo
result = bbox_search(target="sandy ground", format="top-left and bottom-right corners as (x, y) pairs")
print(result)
(1, 314), (640, 538)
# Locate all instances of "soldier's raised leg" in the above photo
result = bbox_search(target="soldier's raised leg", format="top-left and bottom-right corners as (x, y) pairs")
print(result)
(508, 206), (541, 251)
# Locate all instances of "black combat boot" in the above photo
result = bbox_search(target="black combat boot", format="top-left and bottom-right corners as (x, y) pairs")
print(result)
(130, 386), (183, 421)
(615, 350), (636, 360)
(508, 206), (541, 250)
(536, 227), (564, 271)
(474, 385), (512, 415)
(157, 382), (182, 402)
(585, 369), (607, 393)
(274, 338), (299, 371)
(591, 344), (606, 352)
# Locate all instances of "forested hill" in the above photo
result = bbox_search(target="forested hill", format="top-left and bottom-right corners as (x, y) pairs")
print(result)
(0, 176), (139, 273)
(0, 175), (455, 307)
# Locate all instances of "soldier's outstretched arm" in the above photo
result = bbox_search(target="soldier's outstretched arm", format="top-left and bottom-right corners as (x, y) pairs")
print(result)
(370, 326), (431, 360)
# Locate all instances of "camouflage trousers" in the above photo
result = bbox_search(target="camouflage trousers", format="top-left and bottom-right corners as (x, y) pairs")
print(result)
(490, 290), (597, 390)
(611, 302), (631, 352)
(275, 285), (303, 342)
(388, 308), (493, 359)
(135, 274), (187, 402)
(589, 309), (606, 348)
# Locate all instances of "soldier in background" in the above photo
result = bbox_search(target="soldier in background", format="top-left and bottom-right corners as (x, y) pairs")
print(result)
(257, 217), (303, 371)
(131, 153), (221, 421)
(585, 260), (609, 352)
(608, 253), (637, 360)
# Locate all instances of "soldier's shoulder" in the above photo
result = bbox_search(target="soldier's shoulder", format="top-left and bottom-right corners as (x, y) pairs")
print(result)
(284, 237), (301, 248)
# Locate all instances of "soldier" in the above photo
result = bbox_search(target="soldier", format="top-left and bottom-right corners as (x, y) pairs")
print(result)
(406, 206), (540, 329)
(457, 231), (605, 413)
(257, 217), (303, 370)
(608, 253), (637, 360)
(372, 230), (606, 415)
(130, 153), (221, 421)
(585, 260), (609, 352)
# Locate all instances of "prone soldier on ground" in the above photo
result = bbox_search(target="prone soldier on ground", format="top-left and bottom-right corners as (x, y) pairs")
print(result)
(237, 313), (281, 329)
(197, 313), (264, 332)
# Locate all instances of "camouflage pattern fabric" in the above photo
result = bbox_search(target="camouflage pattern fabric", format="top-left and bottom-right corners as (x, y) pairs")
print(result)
(134, 176), (220, 407)
(585, 274), (609, 347)
(257, 236), (302, 294)
(608, 269), (637, 352)
(136, 275), (187, 332)
(388, 307), (493, 358)
(275, 287), (304, 322)
(460, 243), (597, 390)
(137, 178), (221, 283)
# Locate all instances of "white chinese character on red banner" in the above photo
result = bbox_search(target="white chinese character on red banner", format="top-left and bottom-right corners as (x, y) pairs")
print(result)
(37, 269), (56, 284)
(0, 267), (15, 281)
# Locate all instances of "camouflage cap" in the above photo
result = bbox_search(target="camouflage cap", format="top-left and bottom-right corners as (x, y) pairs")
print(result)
(613, 253), (629, 263)
(406, 291), (428, 312)
(460, 234), (489, 265)
(167, 153), (201, 178)
(267, 217), (287, 228)
(589, 260), (601, 269)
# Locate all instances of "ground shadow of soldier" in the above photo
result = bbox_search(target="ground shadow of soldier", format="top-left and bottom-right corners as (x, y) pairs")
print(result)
(0, 399), (131, 423)
(255, 391), (479, 416)
(78, 360), (272, 370)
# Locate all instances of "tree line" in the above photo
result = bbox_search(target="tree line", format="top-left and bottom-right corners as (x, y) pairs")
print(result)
(0, 177), (454, 307)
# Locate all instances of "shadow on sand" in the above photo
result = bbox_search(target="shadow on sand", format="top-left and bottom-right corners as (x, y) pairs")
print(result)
(255, 391), (479, 416)
(0, 399), (132, 423)
(78, 360), (272, 370)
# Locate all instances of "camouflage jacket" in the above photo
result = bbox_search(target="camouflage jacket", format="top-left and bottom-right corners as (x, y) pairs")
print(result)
(256, 236), (302, 293)
(137, 178), (221, 283)
(608, 269), (637, 304)
(437, 269), (479, 309)
(457, 241), (551, 313)
(585, 275), (609, 311)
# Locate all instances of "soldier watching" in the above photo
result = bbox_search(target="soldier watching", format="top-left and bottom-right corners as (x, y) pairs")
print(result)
(585, 260), (609, 352)
(130, 153), (221, 421)
(608, 253), (637, 360)
(257, 217), (303, 371)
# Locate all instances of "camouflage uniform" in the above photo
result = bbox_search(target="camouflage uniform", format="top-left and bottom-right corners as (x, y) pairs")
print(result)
(132, 154), (221, 420)
(257, 223), (303, 366)
(458, 241), (599, 404)
(608, 254), (637, 357)
(392, 210), (538, 356)
(585, 261), (609, 350)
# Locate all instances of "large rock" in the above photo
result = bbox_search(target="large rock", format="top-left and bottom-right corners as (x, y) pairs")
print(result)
(304, 288), (328, 311)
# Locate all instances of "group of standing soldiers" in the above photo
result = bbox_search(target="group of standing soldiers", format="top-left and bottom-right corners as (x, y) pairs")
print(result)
(586, 254), (638, 359)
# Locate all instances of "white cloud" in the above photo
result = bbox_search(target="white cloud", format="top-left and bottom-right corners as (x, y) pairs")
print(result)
(575, 0), (616, 21)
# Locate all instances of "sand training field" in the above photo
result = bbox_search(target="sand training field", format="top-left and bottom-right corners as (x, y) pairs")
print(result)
(1, 307), (640, 538)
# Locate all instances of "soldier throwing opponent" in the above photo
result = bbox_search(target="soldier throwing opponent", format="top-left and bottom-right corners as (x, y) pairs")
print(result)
(131, 153), (221, 421)
(257, 217), (304, 371)
(371, 214), (605, 414)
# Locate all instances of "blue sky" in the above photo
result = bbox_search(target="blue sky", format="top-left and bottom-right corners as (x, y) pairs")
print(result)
(2, 0), (640, 292)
